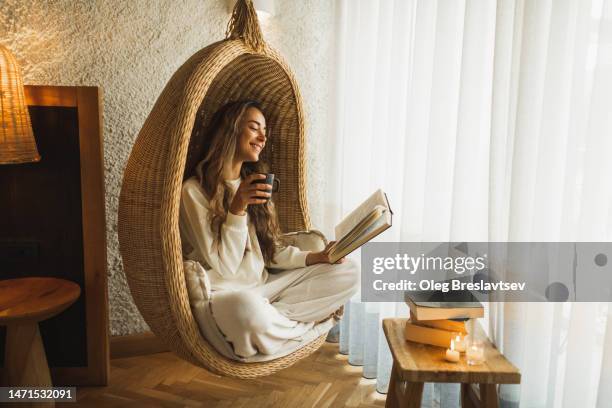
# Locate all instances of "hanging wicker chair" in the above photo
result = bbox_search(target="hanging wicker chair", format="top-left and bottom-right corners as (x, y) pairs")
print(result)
(117, 0), (330, 379)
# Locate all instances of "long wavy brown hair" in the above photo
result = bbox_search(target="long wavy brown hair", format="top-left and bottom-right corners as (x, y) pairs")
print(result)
(194, 100), (281, 264)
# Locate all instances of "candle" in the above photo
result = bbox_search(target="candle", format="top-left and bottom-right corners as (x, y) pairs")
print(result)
(466, 341), (485, 365)
(453, 334), (466, 353)
(445, 340), (460, 363)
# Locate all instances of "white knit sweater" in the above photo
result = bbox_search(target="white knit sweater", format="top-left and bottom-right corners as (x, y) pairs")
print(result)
(179, 177), (310, 291)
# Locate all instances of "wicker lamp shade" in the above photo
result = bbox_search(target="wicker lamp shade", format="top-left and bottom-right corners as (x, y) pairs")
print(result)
(0, 45), (40, 164)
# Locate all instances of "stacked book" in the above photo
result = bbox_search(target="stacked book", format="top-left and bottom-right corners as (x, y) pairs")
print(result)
(404, 289), (484, 348)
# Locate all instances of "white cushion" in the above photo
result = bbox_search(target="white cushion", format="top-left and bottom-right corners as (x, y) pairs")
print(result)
(183, 260), (211, 305)
(280, 230), (327, 252)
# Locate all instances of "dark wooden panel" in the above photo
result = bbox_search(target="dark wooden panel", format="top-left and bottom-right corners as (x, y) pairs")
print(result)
(0, 106), (88, 367)
(1, 86), (108, 385)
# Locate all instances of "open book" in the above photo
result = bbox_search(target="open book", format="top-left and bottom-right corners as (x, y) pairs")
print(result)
(326, 189), (393, 263)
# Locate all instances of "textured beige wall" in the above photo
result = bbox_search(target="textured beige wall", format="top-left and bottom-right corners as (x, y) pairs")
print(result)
(0, 0), (337, 335)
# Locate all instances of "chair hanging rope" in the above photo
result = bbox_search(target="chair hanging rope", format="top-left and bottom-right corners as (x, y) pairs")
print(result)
(226, 0), (265, 52)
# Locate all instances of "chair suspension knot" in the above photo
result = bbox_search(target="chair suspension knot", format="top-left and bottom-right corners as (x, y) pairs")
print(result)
(225, 0), (266, 53)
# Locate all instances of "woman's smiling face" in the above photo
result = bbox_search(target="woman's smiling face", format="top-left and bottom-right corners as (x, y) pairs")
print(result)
(235, 107), (267, 163)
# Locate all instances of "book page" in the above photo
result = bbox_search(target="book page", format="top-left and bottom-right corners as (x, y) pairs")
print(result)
(335, 189), (388, 240)
(332, 206), (385, 254)
(330, 209), (391, 262)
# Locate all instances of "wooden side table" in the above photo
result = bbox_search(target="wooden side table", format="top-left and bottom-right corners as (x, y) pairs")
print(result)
(382, 319), (520, 408)
(0, 277), (81, 404)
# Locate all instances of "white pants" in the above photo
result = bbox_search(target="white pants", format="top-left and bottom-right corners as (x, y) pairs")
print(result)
(209, 259), (360, 358)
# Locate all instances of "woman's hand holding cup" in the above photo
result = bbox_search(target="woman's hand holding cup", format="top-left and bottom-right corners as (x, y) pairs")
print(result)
(229, 174), (271, 215)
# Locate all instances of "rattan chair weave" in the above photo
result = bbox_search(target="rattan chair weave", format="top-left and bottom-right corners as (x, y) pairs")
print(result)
(117, 0), (326, 378)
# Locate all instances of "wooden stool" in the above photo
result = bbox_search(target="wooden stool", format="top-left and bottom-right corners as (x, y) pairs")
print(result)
(0, 277), (80, 406)
(382, 319), (520, 408)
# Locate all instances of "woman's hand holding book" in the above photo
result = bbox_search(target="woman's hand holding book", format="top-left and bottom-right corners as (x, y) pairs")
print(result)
(305, 241), (346, 266)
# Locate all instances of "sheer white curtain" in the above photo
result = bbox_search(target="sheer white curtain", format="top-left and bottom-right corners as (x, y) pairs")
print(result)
(324, 0), (612, 406)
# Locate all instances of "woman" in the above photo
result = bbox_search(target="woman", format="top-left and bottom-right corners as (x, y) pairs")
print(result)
(179, 100), (359, 359)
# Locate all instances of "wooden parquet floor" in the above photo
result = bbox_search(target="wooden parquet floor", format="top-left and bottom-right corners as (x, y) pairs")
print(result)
(65, 343), (388, 408)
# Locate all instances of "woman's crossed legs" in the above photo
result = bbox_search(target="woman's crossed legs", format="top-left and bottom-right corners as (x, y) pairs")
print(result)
(210, 259), (360, 358)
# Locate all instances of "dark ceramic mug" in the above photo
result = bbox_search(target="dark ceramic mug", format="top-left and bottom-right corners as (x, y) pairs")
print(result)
(252, 173), (280, 201)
